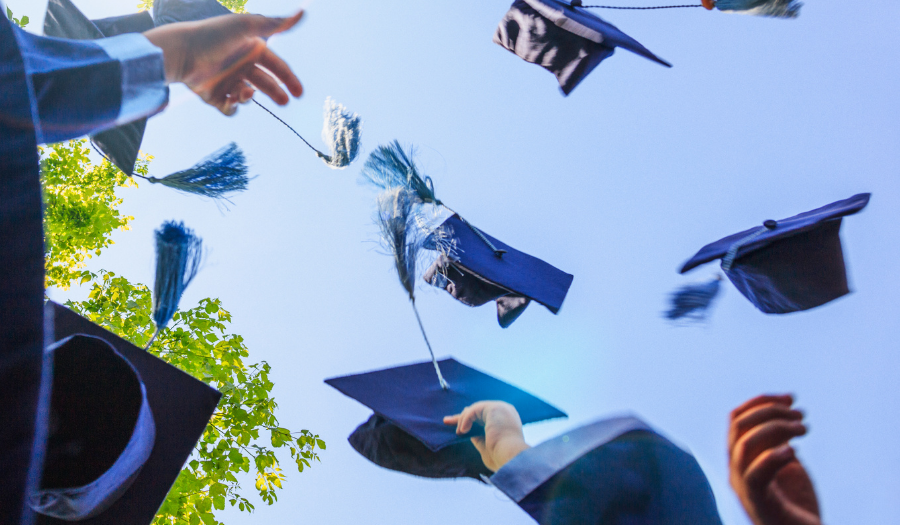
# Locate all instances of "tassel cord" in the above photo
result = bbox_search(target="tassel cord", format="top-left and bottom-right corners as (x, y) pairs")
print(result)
(144, 327), (161, 351)
(89, 139), (186, 184)
(581, 4), (702, 8)
(253, 100), (327, 158)
(437, 204), (507, 259)
(722, 227), (769, 272)
(411, 299), (449, 390)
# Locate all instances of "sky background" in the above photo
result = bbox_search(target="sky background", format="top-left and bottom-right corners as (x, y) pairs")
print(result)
(17, 0), (900, 523)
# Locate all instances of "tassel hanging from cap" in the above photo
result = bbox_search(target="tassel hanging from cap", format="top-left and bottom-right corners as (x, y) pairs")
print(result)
(141, 143), (249, 199)
(317, 97), (362, 169)
(253, 97), (363, 169)
(704, 0), (802, 17)
(665, 276), (723, 321)
(375, 188), (449, 390)
(147, 221), (203, 349)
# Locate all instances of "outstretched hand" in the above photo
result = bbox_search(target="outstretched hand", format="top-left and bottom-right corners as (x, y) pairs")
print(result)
(444, 401), (530, 472)
(728, 394), (821, 525)
(143, 11), (304, 115)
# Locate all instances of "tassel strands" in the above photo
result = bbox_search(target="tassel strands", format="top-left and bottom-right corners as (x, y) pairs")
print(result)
(376, 188), (449, 390)
(147, 221), (203, 349)
(143, 143), (248, 199)
(703, 0), (802, 17)
(665, 276), (722, 321)
(254, 97), (363, 169)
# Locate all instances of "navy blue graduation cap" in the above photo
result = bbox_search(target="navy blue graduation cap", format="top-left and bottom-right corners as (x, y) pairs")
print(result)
(670, 193), (870, 318)
(489, 416), (723, 525)
(34, 301), (221, 525)
(424, 214), (574, 328)
(702, 0), (802, 18)
(326, 358), (566, 479)
(494, 0), (671, 95)
(152, 0), (229, 25)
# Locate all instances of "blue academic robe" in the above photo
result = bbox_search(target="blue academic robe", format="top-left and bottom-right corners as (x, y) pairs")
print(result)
(490, 417), (724, 525)
(0, 10), (167, 524)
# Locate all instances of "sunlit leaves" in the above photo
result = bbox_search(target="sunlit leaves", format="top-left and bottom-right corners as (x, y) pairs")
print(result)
(40, 140), (146, 290)
(136, 0), (248, 15)
(6, 6), (29, 28)
(68, 272), (323, 525)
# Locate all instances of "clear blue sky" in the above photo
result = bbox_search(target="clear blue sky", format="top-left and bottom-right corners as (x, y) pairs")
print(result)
(19, 0), (900, 523)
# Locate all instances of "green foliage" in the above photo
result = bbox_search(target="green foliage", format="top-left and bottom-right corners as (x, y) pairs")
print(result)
(69, 271), (323, 525)
(40, 140), (146, 290)
(137, 0), (247, 14)
(6, 6), (29, 28)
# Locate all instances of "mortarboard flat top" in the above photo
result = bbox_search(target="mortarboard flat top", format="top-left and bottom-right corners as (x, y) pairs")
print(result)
(153, 0), (231, 25)
(520, 0), (671, 68)
(41, 301), (221, 525)
(325, 358), (566, 452)
(433, 214), (574, 314)
(495, 0), (670, 95)
(680, 193), (870, 273)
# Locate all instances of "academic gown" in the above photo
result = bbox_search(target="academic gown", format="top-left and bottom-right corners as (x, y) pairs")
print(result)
(0, 10), (167, 523)
(489, 417), (724, 525)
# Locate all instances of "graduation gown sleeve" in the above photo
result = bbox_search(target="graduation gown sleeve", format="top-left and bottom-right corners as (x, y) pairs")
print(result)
(489, 417), (724, 525)
(13, 25), (168, 144)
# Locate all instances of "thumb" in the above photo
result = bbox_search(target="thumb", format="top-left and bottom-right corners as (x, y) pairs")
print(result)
(250, 10), (304, 39)
(470, 436), (487, 456)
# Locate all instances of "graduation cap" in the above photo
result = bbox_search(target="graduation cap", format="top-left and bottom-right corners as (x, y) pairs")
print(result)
(424, 214), (574, 328)
(361, 142), (574, 329)
(668, 193), (870, 319)
(489, 416), (724, 524)
(326, 358), (566, 479)
(494, 0), (671, 95)
(152, 0), (230, 25)
(34, 301), (220, 524)
(43, 0), (251, 199)
(702, 0), (802, 18)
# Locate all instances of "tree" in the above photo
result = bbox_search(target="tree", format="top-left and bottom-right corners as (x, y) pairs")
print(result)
(42, 141), (323, 525)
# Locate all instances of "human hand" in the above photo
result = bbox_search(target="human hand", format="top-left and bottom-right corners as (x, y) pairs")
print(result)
(443, 401), (530, 472)
(143, 11), (304, 115)
(728, 394), (821, 525)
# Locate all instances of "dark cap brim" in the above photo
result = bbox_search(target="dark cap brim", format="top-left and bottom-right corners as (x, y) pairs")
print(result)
(41, 302), (221, 525)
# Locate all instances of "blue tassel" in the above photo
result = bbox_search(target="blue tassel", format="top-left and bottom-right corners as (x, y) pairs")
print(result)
(665, 276), (722, 321)
(318, 97), (362, 169)
(148, 221), (202, 348)
(360, 141), (439, 205)
(714, 0), (801, 18)
(147, 143), (249, 199)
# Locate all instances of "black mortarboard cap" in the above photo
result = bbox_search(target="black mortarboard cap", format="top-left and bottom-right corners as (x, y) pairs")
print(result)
(35, 301), (221, 525)
(423, 214), (573, 327)
(43, 0), (155, 176)
(326, 358), (566, 478)
(679, 193), (870, 314)
(494, 0), (671, 95)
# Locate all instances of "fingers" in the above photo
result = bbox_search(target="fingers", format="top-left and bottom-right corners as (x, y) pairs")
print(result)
(731, 394), (793, 422)
(732, 419), (807, 474)
(246, 10), (304, 39)
(729, 403), (804, 451)
(455, 403), (488, 435)
(470, 436), (487, 456)
(744, 445), (796, 494)
(257, 48), (303, 98)
(247, 66), (289, 105)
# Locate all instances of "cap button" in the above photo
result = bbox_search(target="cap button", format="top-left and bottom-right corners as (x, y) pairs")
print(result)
(570, 0), (583, 6)
(763, 220), (778, 229)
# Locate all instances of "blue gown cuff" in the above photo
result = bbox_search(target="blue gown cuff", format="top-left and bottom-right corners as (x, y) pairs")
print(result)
(489, 416), (651, 502)
(94, 33), (168, 126)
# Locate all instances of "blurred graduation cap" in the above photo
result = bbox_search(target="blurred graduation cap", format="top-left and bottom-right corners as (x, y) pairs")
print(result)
(43, 0), (250, 199)
(490, 416), (724, 524)
(702, 0), (802, 18)
(424, 215), (574, 328)
(326, 358), (566, 480)
(34, 301), (220, 524)
(494, 0), (671, 95)
(668, 193), (870, 319)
